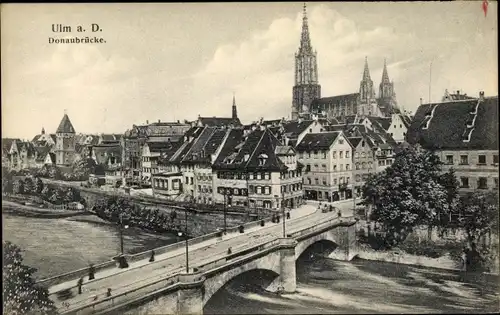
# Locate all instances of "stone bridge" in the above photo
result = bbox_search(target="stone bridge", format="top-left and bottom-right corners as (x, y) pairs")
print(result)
(58, 215), (359, 315)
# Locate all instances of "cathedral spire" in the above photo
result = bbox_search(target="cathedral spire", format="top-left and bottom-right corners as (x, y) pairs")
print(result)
(300, 3), (312, 52)
(381, 58), (390, 83)
(232, 93), (238, 119)
(41, 127), (45, 135)
(362, 56), (371, 81)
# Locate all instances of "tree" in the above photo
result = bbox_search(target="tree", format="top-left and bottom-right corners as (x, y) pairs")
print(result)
(12, 179), (25, 195)
(48, 166), (61, 179)
(3, 241), (57, 315)
(64, 188), (75, 204)
(2, 178), (13, 194)
(23, 177), (35, 195)
(458, 191), (499, 247)
(34, 177), (45, 195)
(362, 148), (453, 246)
(41, 186), (52, 201)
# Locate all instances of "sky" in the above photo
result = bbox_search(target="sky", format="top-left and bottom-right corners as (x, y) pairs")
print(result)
(1, 2), (497, 140)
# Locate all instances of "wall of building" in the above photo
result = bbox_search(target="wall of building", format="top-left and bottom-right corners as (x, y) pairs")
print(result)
(438, 150), (499, 191)
(386, 114), (408, 143)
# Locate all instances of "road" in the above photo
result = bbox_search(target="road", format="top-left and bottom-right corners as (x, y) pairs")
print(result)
(51, 201), (355, 312)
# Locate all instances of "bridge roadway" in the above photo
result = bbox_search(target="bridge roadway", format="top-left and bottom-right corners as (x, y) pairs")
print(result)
(51, 201), (354, 313)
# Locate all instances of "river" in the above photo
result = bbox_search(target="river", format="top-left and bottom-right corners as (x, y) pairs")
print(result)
(204, 255), (499, 314)
(2, 211), (178, 279)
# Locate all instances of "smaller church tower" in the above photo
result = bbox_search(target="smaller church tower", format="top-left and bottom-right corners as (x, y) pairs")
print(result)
(54, 112), (76, 167)
(378, 59), (398, 115)
(358, 57), (379, 117)
(232, 93), (238, 119)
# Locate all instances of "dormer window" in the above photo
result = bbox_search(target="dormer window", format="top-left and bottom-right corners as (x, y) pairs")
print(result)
(258, 153), (268, 166)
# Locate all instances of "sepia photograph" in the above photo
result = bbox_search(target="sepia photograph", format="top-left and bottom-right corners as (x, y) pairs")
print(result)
(1, 1), (498, 314)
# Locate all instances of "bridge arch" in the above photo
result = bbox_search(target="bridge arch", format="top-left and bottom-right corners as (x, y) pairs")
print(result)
(202, 251), (282, 307)
(294, 230), (340, 260)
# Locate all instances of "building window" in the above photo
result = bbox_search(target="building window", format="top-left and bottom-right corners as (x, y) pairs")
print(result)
(333, 165), (337, 171)
(460, 177), (469, 188)
(346, 164), (350, 170)
(305, 164), (311, 172)
(339, 151), (343, 158)
(256, 186), (262, 194)
(314, 178), (319, 185)
(494, 155), (499, 165)
(355, 174), (361, 182)
(356, 163), (360, 170)
(478, 177), (488, 189)
(495, 178), (499, 188)
(339, 139), (344, 144)
(446, 155), (454, 165)
(307, 178), (311, 185)
(346, 151), (350, 158)
(322, 151), (326, 159)
(340, 164), (343, 171)
(478, 155), (486, 165)
(460, 155), (468, 165)
(332, 151), (337, 159)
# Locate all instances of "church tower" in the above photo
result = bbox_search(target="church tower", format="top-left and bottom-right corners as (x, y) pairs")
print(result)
(54, 112), (76, 167)
(378, 59), (398, 115)
(292, 3), (321, 120)
(232, 93), (238, 119)
(358, 57), (379, 117)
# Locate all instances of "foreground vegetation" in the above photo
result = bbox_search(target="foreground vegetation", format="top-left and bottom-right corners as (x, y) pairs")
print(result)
(361, 148), (499, 272)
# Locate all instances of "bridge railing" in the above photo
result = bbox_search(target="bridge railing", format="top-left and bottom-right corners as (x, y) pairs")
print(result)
(60, 273), (183, 315)
(288, 215), (356, 240)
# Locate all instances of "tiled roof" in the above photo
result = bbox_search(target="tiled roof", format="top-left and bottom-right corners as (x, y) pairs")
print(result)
(92, 145), (122, 164)
(56, 114), (76, 134)
(3, 138), (20, 153)
(282, 120), (315, 138)
(157, 141), (185, 165)
(198, 117), (242, 127)
(49, 134), (57, 144)
(213, 129), (289, 172)
(348, 137), (362, 148)
(146, 142), (177, 153)
(181, 127), (227, 164)
(400, 114), (412, 129)
(368, 117), (391, 131)
(34, 146), (51, 162)
(407, 97), (498, 150)
(296, 132), (340, 151)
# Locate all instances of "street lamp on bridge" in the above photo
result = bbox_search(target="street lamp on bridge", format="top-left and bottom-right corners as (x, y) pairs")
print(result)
(117, 213), (129, 268)
(178, 204), (190, 273)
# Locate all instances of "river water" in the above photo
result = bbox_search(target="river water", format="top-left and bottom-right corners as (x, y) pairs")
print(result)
(205, 255), (499, 314)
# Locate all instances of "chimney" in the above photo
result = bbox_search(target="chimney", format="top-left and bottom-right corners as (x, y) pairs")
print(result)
(420, 98), (423, 105)
(457, 90), (460, 95)
(177, 120), (180, 123)
(298, 117), (303, 124)
(146, 120), (149, 124)
(479, 91), (485, 100)
(210, 154), (217, 164)
(244, 154), (250, 162)
(158, 119), (161, 123)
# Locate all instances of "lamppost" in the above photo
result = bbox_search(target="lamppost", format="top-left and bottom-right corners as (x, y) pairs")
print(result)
(118, 213), (129, 268)
(222, 189), (228, 234)
(281, 190), (286, 238)
(178, 207), (189, 273)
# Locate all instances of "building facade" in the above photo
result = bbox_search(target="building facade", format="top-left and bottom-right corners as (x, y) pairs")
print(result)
(296, 131), (354, 202)
(407, 92), (498, 192)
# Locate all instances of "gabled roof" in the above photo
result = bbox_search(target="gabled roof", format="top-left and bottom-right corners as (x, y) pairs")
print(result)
(56, 114), (76, 134)
(198, 117), (242, 127)
(181, 127), (227, 164)
(367, 117), (391, 131)
(407, 97), (498, 150)
(2, 138), (21, 154)
(34, 146), (51, 162)
(400, 114), (412, 129)
(296, 132), (341, 151)
(282, 120), (316, 138)
(348, 137), (362, 148)
(213, 129), (289, 172)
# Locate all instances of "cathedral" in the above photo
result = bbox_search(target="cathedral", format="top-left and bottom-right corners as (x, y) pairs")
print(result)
(291, 4), (399, 121)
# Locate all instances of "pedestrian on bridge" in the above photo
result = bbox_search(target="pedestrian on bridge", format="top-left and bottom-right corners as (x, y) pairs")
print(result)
(88, 264), (95, 280)
(77, 277), (83, 295)
(286, 212), (290, 220)
(107, 288), (112, 297)
(149, 250), (155, 262)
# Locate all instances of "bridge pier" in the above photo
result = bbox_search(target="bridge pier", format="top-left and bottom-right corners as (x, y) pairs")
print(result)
(279, 238), (297, 293)
(177, 273), (205, 315)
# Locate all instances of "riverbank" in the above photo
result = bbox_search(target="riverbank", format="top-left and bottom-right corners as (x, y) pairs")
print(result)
(2, 200), (90, 218)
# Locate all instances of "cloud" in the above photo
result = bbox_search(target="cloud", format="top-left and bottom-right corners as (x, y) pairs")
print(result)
(192, 5), (414, 122)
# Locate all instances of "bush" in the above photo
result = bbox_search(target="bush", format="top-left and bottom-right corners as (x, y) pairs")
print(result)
(3, 241), (57, 314)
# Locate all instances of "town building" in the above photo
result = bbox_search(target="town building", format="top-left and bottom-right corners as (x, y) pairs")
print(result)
(442, 89), (476, 102)
(407, 92), (498, 192)
(8, 140), (38, 171)
(2, 138), (20, 168)
(296, 131), (354, 202)
(212, 128), (303, 210)
(54, 113), (76, 168)
(31, 128), (56, 147)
